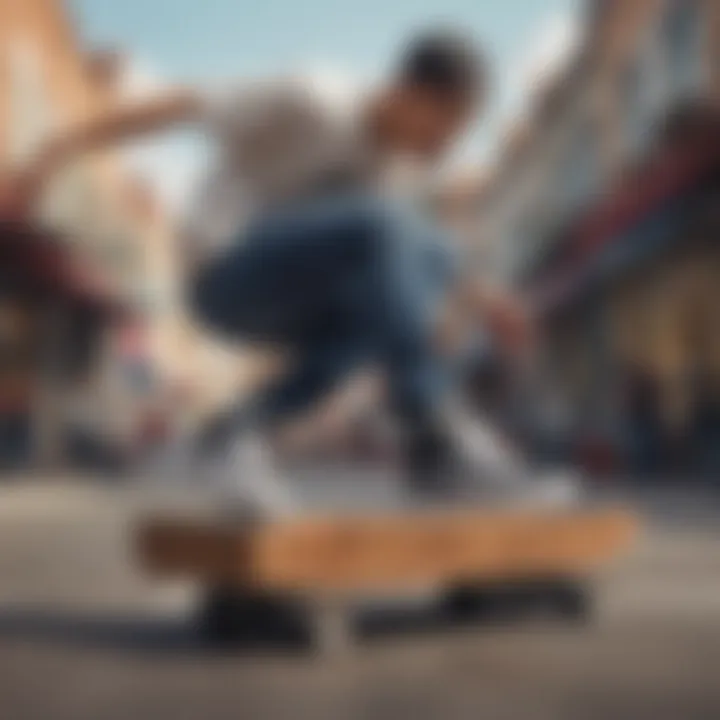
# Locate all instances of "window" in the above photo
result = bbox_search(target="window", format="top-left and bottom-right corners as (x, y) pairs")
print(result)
(621, 59), (644, 150)
(620, 48), (658, 158)
(557, 119), (599, 216)
(662, 0), (704, 100)
(618, 2), (704, 161)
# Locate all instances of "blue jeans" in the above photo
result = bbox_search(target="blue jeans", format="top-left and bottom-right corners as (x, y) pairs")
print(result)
(191, 194), (456, 432)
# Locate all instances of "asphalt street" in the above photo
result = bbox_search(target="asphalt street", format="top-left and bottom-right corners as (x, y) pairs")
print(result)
(0, 477), (719, 720)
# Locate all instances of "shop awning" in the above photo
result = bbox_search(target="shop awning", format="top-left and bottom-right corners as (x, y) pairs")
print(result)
(530, 128), (720, 314)
(0, 217), (129, 319)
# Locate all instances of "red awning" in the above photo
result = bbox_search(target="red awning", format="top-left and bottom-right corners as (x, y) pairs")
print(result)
(531, 131), (720, 314)
(570, 142), (719, 264)
(0, 217), (129, 319)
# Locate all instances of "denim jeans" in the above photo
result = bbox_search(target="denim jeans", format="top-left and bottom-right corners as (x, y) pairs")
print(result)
(191, 194), (456, 432)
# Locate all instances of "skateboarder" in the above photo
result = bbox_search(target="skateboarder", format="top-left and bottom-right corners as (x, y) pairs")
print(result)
(5, 29), (575, 514)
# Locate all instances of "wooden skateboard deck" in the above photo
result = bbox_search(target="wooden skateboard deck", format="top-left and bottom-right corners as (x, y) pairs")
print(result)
(137, 505), (639, 594)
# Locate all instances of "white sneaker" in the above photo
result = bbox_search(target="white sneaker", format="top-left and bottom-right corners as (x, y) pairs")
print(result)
(503, 468), (582, 509)
(215, 432), (298, 521)
(449, 410), (582, 508)
(138, 430), (297, 521)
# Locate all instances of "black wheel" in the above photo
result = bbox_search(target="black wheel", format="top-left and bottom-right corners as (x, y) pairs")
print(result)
(198, 586), (312, 649)
(442, 584), (493, 622)
(441, 578), (594, 625)
(441, 582), (529, 623)
(545, 579), (593, 623)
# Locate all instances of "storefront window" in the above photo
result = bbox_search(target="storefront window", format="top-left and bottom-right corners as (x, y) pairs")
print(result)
(662, 0), (704, 101)
(557, 119), (599, 217)
(620, 55), (654, 159)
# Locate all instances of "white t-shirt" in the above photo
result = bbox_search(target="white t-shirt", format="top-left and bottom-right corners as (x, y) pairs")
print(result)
(183, 73), (390, 268)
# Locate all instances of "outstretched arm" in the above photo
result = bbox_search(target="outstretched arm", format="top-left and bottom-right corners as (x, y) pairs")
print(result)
(456, 278), (534, 356)
(3, 89), (203, 214)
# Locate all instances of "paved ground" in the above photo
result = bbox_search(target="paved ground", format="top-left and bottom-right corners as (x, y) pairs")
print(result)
(0, 477), (719, 720)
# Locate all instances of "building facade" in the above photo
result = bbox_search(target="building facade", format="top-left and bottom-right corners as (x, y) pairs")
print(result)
(484, 0), (720, 473)
(0, 0), (186, 468)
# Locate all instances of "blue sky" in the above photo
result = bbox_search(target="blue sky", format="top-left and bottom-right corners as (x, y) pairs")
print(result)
(70, 0), (580, 207)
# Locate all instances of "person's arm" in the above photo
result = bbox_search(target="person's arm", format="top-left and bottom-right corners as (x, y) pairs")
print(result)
(456, 278), (534, 355)
(5, 89), (203, 214)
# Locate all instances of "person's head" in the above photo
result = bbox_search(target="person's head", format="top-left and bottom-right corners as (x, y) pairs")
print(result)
(375, 29), (487, 158)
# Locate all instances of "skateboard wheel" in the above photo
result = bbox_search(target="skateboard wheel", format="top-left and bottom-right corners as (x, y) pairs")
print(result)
(198, 587), (311, 648)
(442, 578), (593, 624)
(441, 584), (493, 622)
(546, 580), (593, 623)
(441, 582), (531, 622)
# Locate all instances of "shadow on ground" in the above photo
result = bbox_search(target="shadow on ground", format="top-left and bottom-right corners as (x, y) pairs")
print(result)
(0, 579), (586, 658)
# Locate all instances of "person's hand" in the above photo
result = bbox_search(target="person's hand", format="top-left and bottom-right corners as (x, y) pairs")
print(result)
(484, 292), (536, 357)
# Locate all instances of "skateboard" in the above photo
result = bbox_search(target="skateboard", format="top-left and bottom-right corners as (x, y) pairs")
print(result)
(135, 481), (639, 653)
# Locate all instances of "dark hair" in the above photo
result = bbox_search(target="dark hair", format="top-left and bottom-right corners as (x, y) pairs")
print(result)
(398, 29), (486, 101)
